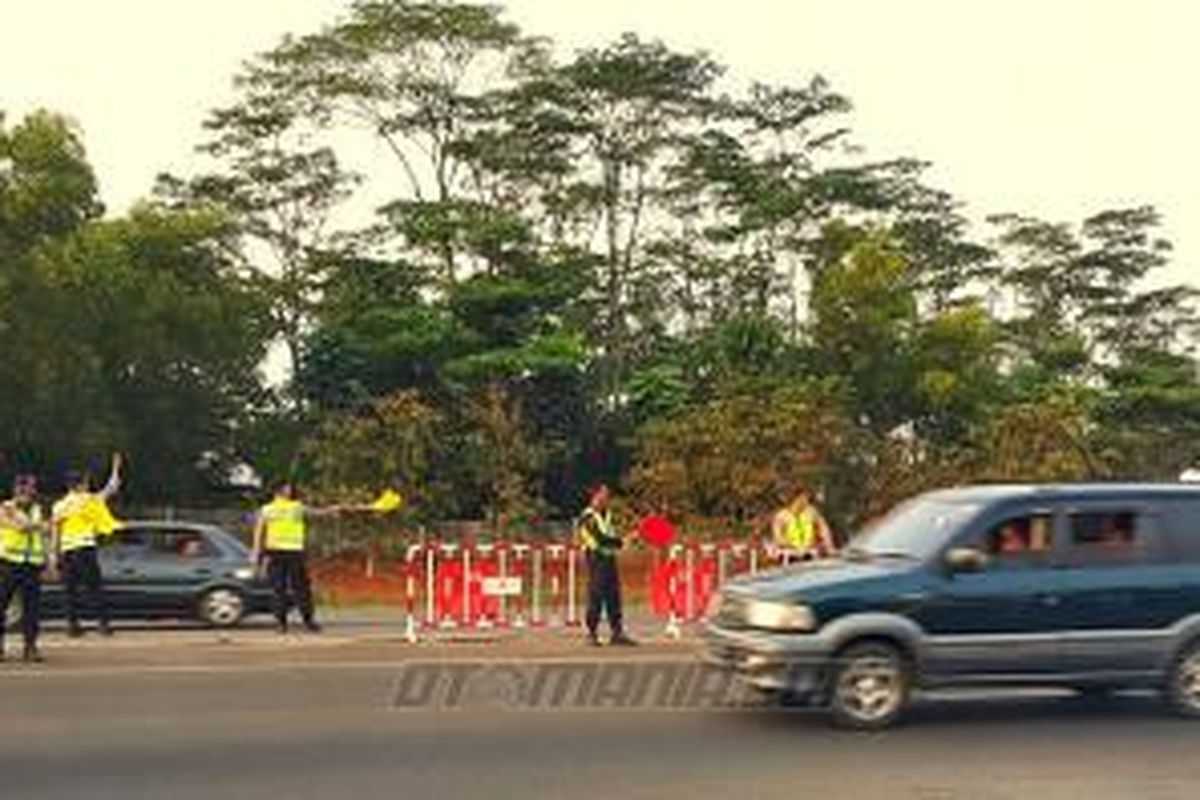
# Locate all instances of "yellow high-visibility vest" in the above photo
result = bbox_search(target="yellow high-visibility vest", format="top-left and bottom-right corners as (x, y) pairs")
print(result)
(261, 498), (307, 552)
(54, 492), (117, 552)
(577, 508), (619, 556)
(0, 503), (45, 566)
(780, 507), (817, 552)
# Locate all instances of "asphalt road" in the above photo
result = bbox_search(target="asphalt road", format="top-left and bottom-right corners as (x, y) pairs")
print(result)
(1, 633), (1198, 800)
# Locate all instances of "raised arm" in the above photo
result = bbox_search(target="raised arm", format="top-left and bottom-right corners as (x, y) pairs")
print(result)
(98, 452), (123, 500)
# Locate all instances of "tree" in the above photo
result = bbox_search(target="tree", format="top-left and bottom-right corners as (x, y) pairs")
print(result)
(241, 0), (534, 286)
(628, 381), (853, 524)
(304, 390), (441, 506)
(809, 225), (919, 436)
(161, 90), (359, 381)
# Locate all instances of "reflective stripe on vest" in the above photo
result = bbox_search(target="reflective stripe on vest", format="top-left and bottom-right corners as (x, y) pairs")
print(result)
(782, 508), (816, 552)
(578, 508), (617, 555)
(0, 505), (45, 566)
(262, 498), (306, 551)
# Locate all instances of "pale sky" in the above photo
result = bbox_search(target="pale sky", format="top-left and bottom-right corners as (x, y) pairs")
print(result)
(3, 0), (1198, 289)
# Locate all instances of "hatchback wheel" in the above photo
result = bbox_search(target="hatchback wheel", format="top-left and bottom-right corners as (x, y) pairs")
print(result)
(1166, 640), (1200, 718)
(828, 642), (911, 730)
(198, 588), (246, 628)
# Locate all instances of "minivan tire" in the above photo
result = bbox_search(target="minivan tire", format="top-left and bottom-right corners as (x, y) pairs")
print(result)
(1165, 640), (1200, 718)
(827, 641), (911, 730)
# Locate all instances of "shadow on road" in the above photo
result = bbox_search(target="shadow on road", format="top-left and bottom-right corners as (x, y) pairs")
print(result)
(721, 689), (1191, 733)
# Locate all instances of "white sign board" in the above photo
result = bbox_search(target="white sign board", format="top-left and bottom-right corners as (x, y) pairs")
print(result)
(481, 577), (523, 597)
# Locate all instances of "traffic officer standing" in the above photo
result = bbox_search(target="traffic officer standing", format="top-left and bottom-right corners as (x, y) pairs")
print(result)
(51, 454), (122, 638)
(771, 485), (835, 561)
(0, 475), (49, 662)
(251, 482), (343, 634)
(577, 484), (636, 647)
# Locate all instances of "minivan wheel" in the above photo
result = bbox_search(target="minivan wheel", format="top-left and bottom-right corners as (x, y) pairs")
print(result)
(198, 588), (246, 628)
(827, 642), (911, 730)
(1165, 641), (1200, 718)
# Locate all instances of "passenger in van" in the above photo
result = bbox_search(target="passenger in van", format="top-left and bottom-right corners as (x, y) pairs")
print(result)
(1096, 515), (1134, 548)
(992, 522), (1028, 556)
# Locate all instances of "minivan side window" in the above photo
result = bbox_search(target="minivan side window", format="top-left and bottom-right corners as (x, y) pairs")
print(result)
(1066, 510), (1151, 566)
(981, 514), (1053, 568)
(1158, 500), (1200, 562)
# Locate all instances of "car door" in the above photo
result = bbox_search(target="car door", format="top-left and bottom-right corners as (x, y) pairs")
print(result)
(913, 507), (1066, 678)
(97, 528), (157, 614)
(1052, 503), (1176, 675)
(133, 528), (225, 616)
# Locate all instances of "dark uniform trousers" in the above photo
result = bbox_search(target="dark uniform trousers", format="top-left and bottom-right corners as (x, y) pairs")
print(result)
(266, 550), (315, 626)
(62, 546), (109, 630)
(585, 552), (624, 637)
(0, 560), (42, 649)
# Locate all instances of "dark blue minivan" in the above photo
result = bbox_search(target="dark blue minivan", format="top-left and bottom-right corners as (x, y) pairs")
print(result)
(703, 484), (1200, 728)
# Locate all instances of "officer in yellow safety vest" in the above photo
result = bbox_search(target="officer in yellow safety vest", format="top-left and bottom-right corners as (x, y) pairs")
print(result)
(771, 486), (836, 560)
(0, 475), (49, 662)
(251, 483), (344, 634)
(576, 483), (637, 647)
(51, 453), (122, 638)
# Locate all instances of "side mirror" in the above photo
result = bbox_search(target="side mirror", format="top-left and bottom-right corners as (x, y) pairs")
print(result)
(945, 547), (989, 574)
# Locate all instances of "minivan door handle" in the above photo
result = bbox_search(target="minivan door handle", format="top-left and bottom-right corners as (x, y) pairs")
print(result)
(1037, 593), (1061, 607)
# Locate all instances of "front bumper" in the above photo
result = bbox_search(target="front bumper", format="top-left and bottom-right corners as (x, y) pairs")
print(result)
(700, 622), (834, 694)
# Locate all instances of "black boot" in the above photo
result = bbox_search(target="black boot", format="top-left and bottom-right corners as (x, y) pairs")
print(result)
(22, 645), (43, 663)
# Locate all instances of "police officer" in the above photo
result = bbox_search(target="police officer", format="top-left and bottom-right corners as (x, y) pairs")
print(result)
(252, 482), (343, 634)
(0, 475), (48, 662)
(577, 484), (636, 647)
(771, 485), (835, 560)
(51, 454), (122, 638)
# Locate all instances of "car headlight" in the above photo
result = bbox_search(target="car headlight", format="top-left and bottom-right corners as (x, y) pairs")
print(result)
(744, 599), (816, 632)
(232, 567), (256, 581)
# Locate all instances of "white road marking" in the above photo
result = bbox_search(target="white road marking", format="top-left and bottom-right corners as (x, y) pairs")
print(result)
(0, 654), (695, 679)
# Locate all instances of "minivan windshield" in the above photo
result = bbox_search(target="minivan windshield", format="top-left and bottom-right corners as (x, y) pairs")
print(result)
(845, 498), (982, 562)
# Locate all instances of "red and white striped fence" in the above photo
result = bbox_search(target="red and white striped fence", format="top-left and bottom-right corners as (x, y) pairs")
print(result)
(388, 540), (811, 642)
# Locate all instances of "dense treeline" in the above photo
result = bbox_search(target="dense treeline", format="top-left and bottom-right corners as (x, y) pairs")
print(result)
(2, 1), (1198, 534)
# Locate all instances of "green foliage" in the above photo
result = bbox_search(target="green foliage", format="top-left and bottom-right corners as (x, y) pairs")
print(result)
(4, 3), (1199, 523)
(0, 113), (270, 499)
(628, 382), (854, 522)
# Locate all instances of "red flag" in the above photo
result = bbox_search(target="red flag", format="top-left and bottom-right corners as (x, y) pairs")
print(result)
(638, 515), (677, 548)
